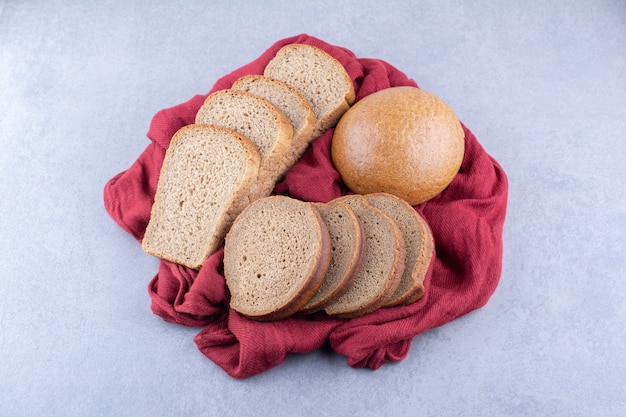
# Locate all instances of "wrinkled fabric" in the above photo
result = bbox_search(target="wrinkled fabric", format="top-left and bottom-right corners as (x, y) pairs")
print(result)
(103, 34), (508, 379)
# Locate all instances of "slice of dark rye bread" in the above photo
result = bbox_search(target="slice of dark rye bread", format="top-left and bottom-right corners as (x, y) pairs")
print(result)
(142, 124), (261, 270)
(264, 43), (355, 137)
(231, 75), (316, 171)
(323, 195), (406, 319)
(195, 89), (293, 201)
(223, 196), (331, 321)
(299, 201), (365, 314)
(364, 193), (435, 306)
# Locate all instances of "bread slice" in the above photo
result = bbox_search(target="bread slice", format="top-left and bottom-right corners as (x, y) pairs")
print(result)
(223, 196), (331, 321)
(299, 201), (365, 314)
(323, 195), (405, 319)
(231, 75), (316, 172)
(263, 43), (355, 137)
(142, 124), (261, 270)
(195, 89), (293, 200)
(364, 193), (435, 306)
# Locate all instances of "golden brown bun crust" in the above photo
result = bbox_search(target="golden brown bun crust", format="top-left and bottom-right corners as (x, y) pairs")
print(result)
(331, 87), (465, 205)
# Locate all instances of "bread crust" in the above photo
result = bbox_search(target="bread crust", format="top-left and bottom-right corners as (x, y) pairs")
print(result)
(231, 74), (316, 177)
(224, 197), (332, 321)
(398, 212), (435, 306)
(264, 43), (355, 137)
(324, 195), (406, 319)
(253, 203), (332, 321)
(364, 192), (435, 307)
(142, 124), (261, 270)
(313, 99), (352, 139)
(195, 89), (293, 201)
(232, 75), (316, 148)
(298, 201), (365, 314)
(331, 86), (464, 205)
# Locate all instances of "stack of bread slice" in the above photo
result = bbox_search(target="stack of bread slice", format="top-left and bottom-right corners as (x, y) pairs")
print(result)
(142, 44), (355, 269)
(223, 193), (434, 321)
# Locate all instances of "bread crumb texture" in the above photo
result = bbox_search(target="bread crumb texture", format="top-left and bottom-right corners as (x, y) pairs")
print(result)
(142, 125), (260, 269)
(224, 196), (324, 318)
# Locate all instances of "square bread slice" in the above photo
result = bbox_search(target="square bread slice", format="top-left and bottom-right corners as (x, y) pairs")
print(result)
(263, 43), (355, 137)
(223, 196), (331, 321)
(323, 195), (406, 319)
(231, 74), (316, 173)
(195, 89), (293, 201)
(142, 124), (261, 270)
(364, 193), (435, 306)
(299, 201), (365, 314)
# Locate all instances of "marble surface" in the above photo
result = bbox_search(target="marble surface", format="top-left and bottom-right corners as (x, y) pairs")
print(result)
(1, 1), (624, 416)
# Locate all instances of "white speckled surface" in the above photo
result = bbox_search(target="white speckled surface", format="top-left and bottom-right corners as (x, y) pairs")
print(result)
(1, 1), (625, 416)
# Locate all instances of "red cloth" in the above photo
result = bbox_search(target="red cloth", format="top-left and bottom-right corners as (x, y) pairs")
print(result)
(103, 34), (508, 379)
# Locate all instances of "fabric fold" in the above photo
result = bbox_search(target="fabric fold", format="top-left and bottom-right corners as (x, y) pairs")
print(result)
(195, 312), (343, 379)
(147, 248), (230, 327)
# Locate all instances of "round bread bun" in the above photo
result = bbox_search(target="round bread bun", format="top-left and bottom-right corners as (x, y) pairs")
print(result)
(331, 86), (465, 205)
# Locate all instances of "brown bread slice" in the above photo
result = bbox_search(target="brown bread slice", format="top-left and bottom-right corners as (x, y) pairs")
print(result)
(323, 195), (406, 319)
(195, 89), (293, 201)
(142, 124), (261, 270)
(299, 201), (365, 314)
(364, 193), (435, 306)
(231, 74), (316, 172)
(263, 43), (355, 137)
(223, 196), (331, 321)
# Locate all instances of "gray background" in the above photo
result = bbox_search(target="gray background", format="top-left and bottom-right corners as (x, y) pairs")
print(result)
(1, 1), (624, 416)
